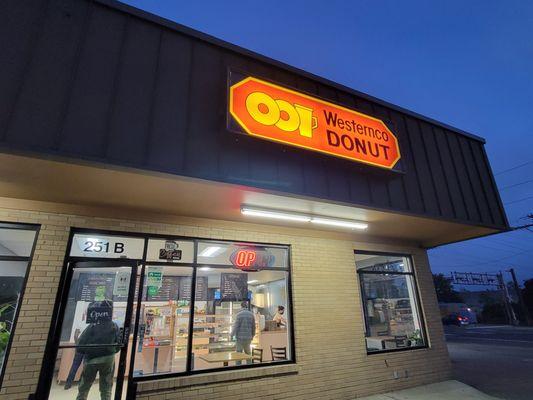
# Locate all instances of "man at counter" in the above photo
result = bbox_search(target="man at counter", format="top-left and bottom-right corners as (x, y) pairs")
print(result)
(231, 301), (256, 365)
(273, 305), (287, 328)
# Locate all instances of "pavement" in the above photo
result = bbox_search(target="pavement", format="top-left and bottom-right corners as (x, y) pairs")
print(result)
(445, 324), (533, 400)
(358, 324), (533, 400)
(358, 380), (499, 400)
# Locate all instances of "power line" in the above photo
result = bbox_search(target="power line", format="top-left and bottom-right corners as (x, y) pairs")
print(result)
(495, 160), (533, 176)
(504, 195), (533, 205)
(465, 242), (527, 254)
(478, 236), (530, 251)
(429, 248), (533, 268)
(500, 178), (533, 191)
(448, 233), (531, 251)
(429, 251), (498, 264)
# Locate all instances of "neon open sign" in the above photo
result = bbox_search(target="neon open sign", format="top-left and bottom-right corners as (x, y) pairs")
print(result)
(229, 246), (275, 269)
(233, 250), (257, 268)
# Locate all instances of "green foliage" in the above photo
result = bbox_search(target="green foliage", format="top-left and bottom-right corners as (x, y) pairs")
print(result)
(0, 301), (15, 354)
(433, 274), (463, 303)
(408, 329), (423, 345)
(481, 302), (506, 324)
(0, 331), (9, 354)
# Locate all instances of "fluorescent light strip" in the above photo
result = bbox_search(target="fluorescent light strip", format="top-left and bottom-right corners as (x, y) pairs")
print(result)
(311, 217), (368, 230)
(241, 207), (311, 222)
(241, 207), (368, 230)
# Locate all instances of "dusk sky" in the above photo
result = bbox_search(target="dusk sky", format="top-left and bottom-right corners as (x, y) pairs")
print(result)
(123, 0), (533, 285)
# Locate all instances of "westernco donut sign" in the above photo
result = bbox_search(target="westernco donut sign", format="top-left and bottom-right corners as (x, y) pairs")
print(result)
(229, 75), (401, 170)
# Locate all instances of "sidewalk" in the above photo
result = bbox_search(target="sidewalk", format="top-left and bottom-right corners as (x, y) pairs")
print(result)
(358, 380), (501, 400)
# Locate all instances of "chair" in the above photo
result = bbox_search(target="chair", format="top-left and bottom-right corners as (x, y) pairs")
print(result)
(394, 335), (408, 348)
(252, 348), (263, 364)
(270, 346), (287, 361)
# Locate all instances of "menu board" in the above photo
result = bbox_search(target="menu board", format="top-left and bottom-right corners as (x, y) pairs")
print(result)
(178, 276), (207, 301)
(145, 276), (180, 301)
(220, 273), (248, 301)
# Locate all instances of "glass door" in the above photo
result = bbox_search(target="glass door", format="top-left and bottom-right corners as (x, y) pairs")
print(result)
(47, 261), (137, 400)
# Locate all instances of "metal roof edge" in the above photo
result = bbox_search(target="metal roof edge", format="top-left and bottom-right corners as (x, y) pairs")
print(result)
(94, 0), (486, 144)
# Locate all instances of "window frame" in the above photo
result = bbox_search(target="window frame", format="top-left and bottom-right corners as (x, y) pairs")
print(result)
(355, 250), (429, 355)
(40, 227), (296, 390)
(0, 222), (40, 389)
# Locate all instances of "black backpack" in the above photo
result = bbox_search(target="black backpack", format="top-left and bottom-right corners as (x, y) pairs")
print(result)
(77, 321), (121, 359)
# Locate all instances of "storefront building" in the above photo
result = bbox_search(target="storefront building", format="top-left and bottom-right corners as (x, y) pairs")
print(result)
(0, 1), (508, 399)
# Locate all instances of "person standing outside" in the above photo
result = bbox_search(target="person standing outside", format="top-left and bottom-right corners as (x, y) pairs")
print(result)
(231, 301), (256, 365)
(76, 300), (121, 400)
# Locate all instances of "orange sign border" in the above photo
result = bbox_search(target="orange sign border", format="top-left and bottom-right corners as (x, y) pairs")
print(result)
(229, 76), (401, 170)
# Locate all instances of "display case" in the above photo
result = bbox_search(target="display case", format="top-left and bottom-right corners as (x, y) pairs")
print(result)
(137, 303), (174, 375)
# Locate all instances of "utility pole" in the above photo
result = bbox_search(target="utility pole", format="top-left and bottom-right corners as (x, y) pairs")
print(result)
(509, 268), (531, 326)
(448, 271), (521, 326)
(498, 271), (519, 326)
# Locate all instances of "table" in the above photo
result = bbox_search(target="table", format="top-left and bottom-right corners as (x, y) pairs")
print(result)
(199, 352), (253, 367)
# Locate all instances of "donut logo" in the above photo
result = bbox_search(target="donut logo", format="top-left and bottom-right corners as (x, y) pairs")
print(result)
(229, 76), (401, 170)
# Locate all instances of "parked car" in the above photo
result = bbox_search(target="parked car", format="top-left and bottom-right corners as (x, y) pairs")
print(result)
(442, 313), (469, 326)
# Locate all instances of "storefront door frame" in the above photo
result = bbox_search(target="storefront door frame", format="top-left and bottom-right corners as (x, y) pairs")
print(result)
(35, 258), (140, 400)
(34, 227), (296, 400)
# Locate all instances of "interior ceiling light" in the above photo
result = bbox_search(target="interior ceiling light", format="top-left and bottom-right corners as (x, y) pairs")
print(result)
(241, 206), (368, 230)
(199, 246), (223, 257)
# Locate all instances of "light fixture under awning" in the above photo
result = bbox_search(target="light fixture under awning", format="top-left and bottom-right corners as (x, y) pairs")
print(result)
(311, 217), (368, 230)
(241, 206), (368, 230)
(241, 207), (311, 222)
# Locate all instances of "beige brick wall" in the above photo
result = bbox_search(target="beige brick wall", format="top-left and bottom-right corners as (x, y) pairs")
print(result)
(0, 199), (451, 400)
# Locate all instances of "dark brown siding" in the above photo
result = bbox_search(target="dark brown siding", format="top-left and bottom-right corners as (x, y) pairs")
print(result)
(0, 0), (508, 229)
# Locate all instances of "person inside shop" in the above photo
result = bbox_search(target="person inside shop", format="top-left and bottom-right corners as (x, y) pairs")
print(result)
(76, 300), (121, 400)
(273, 305), (287, 328)
(64, 329), (83, 390)
(231, 301), (256, 365)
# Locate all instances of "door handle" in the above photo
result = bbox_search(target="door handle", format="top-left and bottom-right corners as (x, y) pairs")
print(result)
(121, 326), (130, 346)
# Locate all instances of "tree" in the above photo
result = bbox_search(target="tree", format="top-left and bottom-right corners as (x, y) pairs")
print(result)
(481, 303), (506, 324)
(522, 279), (533, 320)
(433, 274), (463, 303)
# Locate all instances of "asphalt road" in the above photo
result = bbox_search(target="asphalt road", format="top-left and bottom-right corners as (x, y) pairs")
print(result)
(445, 324), (533, 400)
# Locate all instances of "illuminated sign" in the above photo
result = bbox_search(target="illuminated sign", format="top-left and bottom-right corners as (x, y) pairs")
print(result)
(229, 246), (275, 269)
(233, 250), (257, 268)
(229, 75), (401, 170)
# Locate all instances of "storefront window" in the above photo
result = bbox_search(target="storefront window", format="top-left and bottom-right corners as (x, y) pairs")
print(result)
(52, 232), (293, 392)
(133, 266), (193, 377)
(0, 224), (38, 381)
(355, 252), (426, 353)
(133, 239), (292, 377)
(192, 267), (291, 370)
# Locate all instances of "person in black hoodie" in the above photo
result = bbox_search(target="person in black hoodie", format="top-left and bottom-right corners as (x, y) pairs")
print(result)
(76, 300), (121, 400)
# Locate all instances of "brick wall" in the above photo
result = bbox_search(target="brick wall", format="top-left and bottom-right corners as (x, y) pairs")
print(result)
(0, 201), (451, 400)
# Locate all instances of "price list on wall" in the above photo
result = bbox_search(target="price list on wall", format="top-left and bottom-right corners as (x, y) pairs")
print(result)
(178, 276), (207, 301)
(220, 273), (248, 301)
(146, 276), (180, 301)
